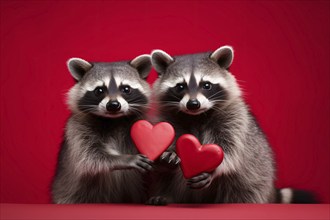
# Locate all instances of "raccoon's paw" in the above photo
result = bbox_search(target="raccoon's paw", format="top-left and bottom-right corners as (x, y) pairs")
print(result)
(187, 172), (212, 190)
(160, 151), (181, 168)
(128, 154), (153, 173)
(146, 196), (168, 206)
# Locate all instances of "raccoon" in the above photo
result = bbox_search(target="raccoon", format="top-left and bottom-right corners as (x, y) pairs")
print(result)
(148, 46), (277, 204)
(51, 55), (154, 204)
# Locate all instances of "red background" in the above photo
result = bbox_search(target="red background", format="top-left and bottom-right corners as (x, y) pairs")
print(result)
(0, 1), (329, 204)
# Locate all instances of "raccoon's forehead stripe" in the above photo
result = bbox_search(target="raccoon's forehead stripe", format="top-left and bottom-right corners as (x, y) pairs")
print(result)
(109, 75), (117, 94)
(182, 72), (202, 86)
(188, 73), (198, 93)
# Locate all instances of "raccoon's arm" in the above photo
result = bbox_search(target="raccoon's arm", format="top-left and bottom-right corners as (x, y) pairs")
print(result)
(71, 141), (153, 175)
(212, 150), (243, 178)
(200, 129), (245, 179)
(111, 154), (153, 172)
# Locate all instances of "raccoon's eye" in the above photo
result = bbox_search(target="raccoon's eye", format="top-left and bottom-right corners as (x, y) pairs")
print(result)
(94, 87), (105, 96)
(202, 82), (212, 90)
(175, 83), (186, 93)
(120, 85), (131, 94)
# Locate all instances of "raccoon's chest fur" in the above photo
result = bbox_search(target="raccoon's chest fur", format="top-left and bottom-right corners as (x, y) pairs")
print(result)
(158, 103), (275, 203)
(74, 115), (139, 155)
(54, 115), (144, 203)
(163, 107), (238, 153)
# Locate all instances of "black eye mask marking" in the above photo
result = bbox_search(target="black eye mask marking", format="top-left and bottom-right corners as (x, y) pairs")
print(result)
(200, 83), (228, 102)
(160, 80), (229, 110)
(122, 88), (148, 105)
(78, 88), (106, 112)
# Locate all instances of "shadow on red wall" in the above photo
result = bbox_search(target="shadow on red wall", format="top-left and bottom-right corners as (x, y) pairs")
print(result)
(0, 0), (329, 203)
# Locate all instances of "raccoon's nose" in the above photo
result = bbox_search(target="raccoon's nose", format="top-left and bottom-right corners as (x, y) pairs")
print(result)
(186, 99), (201, 110)
(106, 100), (121, 112)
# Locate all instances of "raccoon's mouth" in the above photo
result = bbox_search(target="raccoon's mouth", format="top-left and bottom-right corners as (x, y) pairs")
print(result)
(100, 111), (126, 118)
(183, 108), (208, 115)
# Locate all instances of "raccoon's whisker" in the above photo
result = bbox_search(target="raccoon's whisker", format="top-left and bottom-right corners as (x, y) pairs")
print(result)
(152, 100), (179, 104)
(132, 108), (148, 115)
(212, 105), (242, 117)
(236, 79), (246, 84)
(160, 105), (178, 109)
(128, 97), (147, 103)
(129, 103), (148, 107)
(78, 104), (99, 108)
(131, 107), (142, 113)
(165, 92), (181, 101)
(158, 106), (179, 113)
(210, 105), (228, 115)
(76, 106), (97, 112)
(156, 104), (179, 108)
(78, 97), (102, 102)
(130, 102), (149, 105)
(129, 104), (156, 111)
(170, 97), (181, 102)
(153, 100), (179, 103)
(76, 109), (96, 117)
(139, 106), (158, 111)
(129, 105), (143, 110)
(210, 98), (226, 103)
(157, 104), (175, 109)
(152, 101), (179, 105)
(208, 90), (226, 99)
(129, 100), (146, 105)
(76, 107), (98, 113)
(73, 105), (100, 118)
(129, 107), (144, 118)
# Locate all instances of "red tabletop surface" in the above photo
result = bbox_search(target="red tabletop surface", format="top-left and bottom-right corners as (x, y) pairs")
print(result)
(1, 203), (329, 220)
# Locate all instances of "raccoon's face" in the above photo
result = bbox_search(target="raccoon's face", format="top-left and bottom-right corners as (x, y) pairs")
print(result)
(152, 46), (241, 115)
(66, 55), (152, 118)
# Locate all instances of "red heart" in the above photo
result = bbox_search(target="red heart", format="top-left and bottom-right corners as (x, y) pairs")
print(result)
(176, 134), (224, 179)
(130, 120), (175, 161)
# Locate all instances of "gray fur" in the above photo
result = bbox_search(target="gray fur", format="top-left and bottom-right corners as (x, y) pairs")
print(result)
(52, 55), (153, 204)
(149, 46), (276, 204)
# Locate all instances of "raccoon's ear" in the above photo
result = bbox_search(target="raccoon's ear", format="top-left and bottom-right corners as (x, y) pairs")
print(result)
(151, 50), (174, 75)
(67, 58), (93, 81)
(130, 54), (152, 79)
(210, 46), (234, 70)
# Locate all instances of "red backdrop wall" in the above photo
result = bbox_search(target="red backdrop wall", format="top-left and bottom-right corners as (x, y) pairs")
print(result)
(0, 1), (329, 203)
